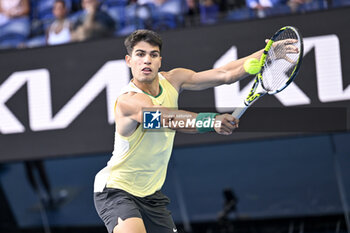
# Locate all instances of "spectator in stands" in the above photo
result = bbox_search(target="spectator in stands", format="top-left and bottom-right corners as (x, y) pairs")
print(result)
(287, 0), (311, 12)
(71, 0), (116, 41)
(246, 0), (284, 17)
(184, 0), (199, 25)
(46, 0), (72, 45)
(135, 0), (154, 29)
(0, 0), (31, 47)
(0, 0), (30, 26)
(135, 0), (183, 30)
(156, 0), (183, 29)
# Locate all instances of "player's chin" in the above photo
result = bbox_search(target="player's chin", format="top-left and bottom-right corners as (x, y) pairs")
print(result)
(139, 75), (155, 83)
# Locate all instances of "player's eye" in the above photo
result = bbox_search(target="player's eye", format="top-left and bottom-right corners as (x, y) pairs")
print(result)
(136, 52), (145, 57)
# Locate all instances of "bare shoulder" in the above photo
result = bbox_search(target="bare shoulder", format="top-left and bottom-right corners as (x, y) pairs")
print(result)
(162, 68), (195, 80)
(115, 92), (154, 136)
(160, 68), (195, 92)
(116, 92), (153, 117)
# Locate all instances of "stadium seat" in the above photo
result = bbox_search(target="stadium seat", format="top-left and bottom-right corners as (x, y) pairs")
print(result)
(101, 0), (128, 7)
(0, 18), (31, 49)
(297, 0), (324, 12)
(107, 6), (126, 29)
(199, 3), (219, 24)
(0, 33), (27, 49)
(332, 0), (350, 7)
(108, 4), (138, 36)
(226, 7), (255, 21)
(24, 35), (46, 48)
(264, 4), (292, 17)
(152, 0), (184, 30)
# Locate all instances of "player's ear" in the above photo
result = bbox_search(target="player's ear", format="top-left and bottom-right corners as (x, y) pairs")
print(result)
(159, 56), (162, 68)
(125, 54), (131, 67)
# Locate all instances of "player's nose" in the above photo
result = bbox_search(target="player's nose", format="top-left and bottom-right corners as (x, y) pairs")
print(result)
(144, 54), (152, 64)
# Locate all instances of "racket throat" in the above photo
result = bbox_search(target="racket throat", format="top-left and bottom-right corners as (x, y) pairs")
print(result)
(244, 84), (266, 106)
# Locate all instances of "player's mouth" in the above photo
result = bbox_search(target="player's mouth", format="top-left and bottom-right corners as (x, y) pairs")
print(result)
(142, 67), (152, 74)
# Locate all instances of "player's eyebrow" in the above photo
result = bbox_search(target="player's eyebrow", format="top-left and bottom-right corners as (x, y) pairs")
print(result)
(134, 49), (145, 53)
(134, 49), (160, 54)
(150, 50), (160, 55)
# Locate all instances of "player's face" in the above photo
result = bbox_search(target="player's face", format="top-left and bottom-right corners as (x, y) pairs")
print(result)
(125, 41), (162, 83)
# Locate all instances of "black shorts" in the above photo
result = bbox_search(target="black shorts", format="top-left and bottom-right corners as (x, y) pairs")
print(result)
(94, 188), (177, 233)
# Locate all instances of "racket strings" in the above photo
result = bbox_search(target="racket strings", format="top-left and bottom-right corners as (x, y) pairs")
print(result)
(262, 28), (301, 92)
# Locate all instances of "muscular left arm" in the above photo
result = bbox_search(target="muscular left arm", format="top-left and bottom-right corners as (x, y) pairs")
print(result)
(166, 49), (264, 92)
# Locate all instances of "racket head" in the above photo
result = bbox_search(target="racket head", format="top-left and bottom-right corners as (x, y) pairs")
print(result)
(259, 26), (304, 95)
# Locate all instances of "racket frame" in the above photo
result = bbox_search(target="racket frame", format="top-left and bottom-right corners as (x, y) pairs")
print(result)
(231, 26), (303, 120)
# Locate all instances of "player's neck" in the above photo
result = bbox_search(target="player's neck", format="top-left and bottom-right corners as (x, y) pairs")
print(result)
(132, 76), (161, 97)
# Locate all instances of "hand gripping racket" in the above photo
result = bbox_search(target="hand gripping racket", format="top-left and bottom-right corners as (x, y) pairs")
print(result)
(232, 26), (304, 119)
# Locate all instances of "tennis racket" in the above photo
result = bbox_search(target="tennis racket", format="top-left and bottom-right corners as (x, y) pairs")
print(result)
(232, 26), (304, 119)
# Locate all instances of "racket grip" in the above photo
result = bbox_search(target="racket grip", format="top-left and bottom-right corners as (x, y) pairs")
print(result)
(231, 106), (249, 120)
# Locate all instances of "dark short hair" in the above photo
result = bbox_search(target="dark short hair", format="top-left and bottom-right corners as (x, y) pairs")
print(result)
(124, 30), (162, 55)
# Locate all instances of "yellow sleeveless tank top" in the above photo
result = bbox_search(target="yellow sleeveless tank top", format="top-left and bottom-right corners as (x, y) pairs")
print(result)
(93, 73), (178, 197)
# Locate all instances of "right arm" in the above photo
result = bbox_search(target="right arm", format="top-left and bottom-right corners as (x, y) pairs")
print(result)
(115, 92), (239, 137)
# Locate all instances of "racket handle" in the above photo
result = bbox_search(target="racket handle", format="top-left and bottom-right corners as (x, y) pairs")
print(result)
(231, 106), (249, 120)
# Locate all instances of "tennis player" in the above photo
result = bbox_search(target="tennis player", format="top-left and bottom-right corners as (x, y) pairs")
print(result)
(94, 29), (265, 233)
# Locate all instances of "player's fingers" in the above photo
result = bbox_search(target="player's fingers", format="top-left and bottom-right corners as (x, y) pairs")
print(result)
(284, 39), (298, 44)
(214, 114), (239, 135)
(222, 120), (236, 131)
(224, 114), (239, 126)
(222, 117), (239, 132)
(222, 125), (233, 135)
(283, 55), (295, 64)
(215, 123), (232, 135)
(215, 120), (234, 135)
(286, 45), (299, 53)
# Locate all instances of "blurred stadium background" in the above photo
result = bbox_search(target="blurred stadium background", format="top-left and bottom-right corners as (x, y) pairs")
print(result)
(0, 0), (350, 233)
